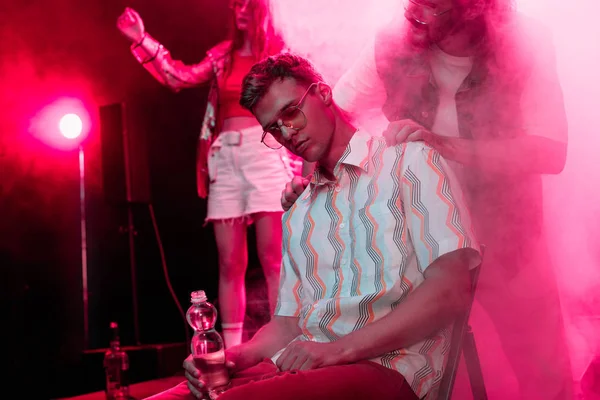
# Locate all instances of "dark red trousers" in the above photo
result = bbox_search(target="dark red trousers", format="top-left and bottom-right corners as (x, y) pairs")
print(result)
(146, 359), (419, 400)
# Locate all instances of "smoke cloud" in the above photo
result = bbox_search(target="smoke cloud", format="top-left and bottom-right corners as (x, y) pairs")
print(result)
(271, 0), (600, 396)
(518, 0), (600, 386)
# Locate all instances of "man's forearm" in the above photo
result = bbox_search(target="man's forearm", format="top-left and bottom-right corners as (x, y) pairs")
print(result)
(232, 316), (301, 370)
(430, 132), (567, 175)
(334, 249), (475, 363)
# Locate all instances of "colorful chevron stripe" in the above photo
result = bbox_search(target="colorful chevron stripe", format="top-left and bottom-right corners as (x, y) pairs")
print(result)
(274, 131), (479, 399)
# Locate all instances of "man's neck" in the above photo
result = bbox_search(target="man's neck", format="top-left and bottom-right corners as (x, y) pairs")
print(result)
(318, 110), (357, 179)
(436, 20), (484, 57)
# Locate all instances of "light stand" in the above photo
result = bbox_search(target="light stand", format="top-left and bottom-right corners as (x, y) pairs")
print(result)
(122, 119), (142, 346)
(78, 145), (90, 349)
(97, 102), (146, 347)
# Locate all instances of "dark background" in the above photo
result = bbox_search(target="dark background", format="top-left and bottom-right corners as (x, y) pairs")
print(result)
(0, 1), (267, 398)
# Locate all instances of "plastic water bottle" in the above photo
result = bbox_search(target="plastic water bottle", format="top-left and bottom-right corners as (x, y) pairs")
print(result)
(103, 322), (130, 400)
(186, 290), (230, 399)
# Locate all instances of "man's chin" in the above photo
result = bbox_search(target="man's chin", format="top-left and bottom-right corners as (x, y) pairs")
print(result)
(407, 28), (430, 48)
(409, 36), (430, 49)
(298, 146), (320, 163)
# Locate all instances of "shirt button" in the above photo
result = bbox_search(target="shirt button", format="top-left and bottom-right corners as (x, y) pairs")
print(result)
(335, 185), (341, 192)
(340, 223), (345, 228)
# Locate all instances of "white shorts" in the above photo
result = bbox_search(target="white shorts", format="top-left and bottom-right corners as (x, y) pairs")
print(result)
(205, 125), (296, 223)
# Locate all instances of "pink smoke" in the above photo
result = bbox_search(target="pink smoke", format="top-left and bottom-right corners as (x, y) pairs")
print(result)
(271, 0), (600, 395)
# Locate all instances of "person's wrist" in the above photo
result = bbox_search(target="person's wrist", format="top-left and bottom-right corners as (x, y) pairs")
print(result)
(133, 32), (147, 48)
(225, 342), (261, 372)
(422, 131), (444, 153)
(330, 339), (354, 364)
(242, 341), (263, 365)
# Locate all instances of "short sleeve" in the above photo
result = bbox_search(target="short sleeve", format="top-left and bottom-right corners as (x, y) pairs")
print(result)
(333, 37), (387, 116)
(400, 143), (481, 271)
(274, 216), (303, 317)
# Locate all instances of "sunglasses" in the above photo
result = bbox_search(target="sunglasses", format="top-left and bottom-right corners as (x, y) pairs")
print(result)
(403, 0), (452, 25)
(261, 82), (318, 150)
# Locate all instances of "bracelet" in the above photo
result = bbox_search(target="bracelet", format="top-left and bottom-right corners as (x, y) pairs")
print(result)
(142, 45), (161, 64)
(133, 33), (147, 49)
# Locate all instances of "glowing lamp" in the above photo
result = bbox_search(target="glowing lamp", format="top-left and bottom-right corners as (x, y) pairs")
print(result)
(59, 113), (83, 139)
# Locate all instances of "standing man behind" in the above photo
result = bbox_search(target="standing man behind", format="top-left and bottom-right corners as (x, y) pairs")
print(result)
(283, 0), (573, 399)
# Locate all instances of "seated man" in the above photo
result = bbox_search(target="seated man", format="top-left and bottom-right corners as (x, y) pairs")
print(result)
(148, 53), (481, 400)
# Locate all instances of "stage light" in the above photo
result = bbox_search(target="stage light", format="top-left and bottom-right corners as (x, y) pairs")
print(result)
(59, 113), (83, 139)
(30, 98), (91, 150)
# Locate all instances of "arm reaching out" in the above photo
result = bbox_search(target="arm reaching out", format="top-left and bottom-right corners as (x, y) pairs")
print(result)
(382, 21), (568, 176)
(383, 121), (567, 176)
(117, 7), (217, 91)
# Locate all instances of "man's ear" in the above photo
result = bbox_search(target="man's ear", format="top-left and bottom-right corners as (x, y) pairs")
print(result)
(316, 82), (333, 106)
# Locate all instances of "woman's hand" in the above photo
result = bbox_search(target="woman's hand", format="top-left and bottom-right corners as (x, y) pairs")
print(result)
(116, 7), (145, 45)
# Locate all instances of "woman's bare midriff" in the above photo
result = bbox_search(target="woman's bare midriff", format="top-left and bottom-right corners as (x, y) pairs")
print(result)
(221, 116), (260, 132)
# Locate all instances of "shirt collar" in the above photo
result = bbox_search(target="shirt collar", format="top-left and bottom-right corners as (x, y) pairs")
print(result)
(309, 129), (372, 187)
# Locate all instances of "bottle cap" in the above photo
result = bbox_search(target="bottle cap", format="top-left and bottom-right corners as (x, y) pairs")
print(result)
(109, 321), (120, 343)
(190, 290), (207, 303)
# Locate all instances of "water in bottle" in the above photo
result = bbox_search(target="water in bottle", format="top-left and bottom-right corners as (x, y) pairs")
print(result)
(186, 290), (230, 399)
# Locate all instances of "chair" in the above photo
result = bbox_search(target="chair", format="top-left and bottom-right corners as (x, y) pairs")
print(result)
(435, 257), (488, 400)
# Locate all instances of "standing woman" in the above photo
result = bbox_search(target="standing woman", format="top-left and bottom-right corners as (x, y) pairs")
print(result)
(117, 0), (294, 348)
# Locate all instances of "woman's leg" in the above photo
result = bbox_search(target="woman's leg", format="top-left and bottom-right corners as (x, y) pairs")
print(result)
(213, 218), (248, 348)
(252, 212), (284, 316)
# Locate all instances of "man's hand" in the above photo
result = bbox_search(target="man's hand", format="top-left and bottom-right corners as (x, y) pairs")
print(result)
(383, 119), (456, 159)
(182, 348), (239, 399)
(276, 341), (348, 371)
(382, 119), (430, 145)
(281, 176), (310, 211)
(182, 354), (207, 399)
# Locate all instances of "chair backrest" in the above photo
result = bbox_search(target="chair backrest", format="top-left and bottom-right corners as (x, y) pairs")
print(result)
(435, 255), (484, 400)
